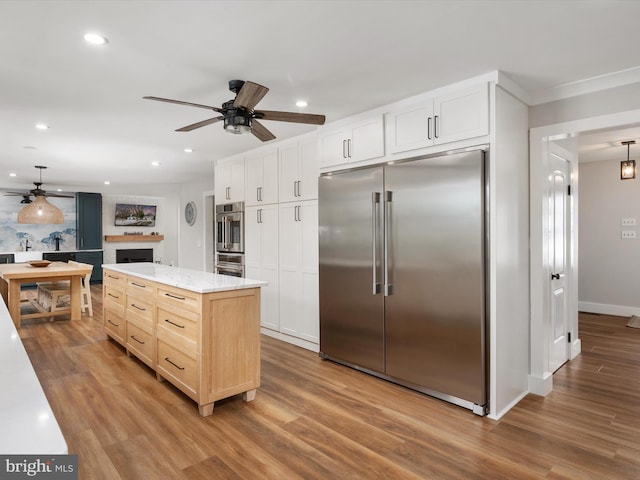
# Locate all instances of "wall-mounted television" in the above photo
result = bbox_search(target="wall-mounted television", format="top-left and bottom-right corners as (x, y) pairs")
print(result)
(114, 203), (156, 227)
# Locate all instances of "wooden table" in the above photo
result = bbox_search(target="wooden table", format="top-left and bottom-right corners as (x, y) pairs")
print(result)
(0, 261), (93, 328)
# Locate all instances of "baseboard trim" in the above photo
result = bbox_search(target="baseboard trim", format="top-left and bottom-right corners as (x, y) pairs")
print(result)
(260, 327), (319, 353)
(578, 301), (640, 318)
(488, 389), (529, 420)
(528, 372), (553, 397)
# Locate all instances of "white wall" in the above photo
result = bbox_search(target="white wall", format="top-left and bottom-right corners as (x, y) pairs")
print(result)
(178, 172), (214, 271)
(102, 192), (179, 267)
(578, 159), (640, 315)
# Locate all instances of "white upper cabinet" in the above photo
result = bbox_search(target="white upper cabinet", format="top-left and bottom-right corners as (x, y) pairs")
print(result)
(386, 83), (489, 154)
(320, 115), (385, 168)
(245, 148), (278, 206)
(215, 156), (245, 203)
(279, 138), (319, 203)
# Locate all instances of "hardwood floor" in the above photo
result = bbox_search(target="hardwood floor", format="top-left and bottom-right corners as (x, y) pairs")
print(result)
(17, 288), (640, 479)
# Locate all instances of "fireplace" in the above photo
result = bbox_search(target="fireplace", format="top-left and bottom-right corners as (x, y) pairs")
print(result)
(116, 248), (153, 263)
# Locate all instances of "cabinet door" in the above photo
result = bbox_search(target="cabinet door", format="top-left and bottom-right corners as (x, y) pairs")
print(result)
(229, 158), (246, 202)
(278, 201), (318, 342)
(215, 161), (232, 201)
(386, 101), (434, 154)
(350, 116), (384, 163)
(320, 129), (348, 169)
(75, 250), (103, 284)
(279, 142), (300, 203)
(76, 192), (102, 250)
(246, 150), (278, 206)
(245, 155), (264, 206)
(299, 139), (319, 201)
(434, 83), (488, 145)
(246, 205), (279, 331)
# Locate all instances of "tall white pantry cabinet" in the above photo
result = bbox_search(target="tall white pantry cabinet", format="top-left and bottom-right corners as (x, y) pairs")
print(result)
(228, 135), (320, 350)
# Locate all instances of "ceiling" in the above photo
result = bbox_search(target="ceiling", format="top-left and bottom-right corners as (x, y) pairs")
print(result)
(2, 0), (640, 194)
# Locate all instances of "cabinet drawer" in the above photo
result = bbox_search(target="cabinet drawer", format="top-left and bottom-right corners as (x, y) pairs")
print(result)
(104, 285), (125, 313)
(126, 295), (154, 324)
(157, 285), (200, 313)
(103, 270), (126, 288)
(126, 319), (155, 367)
(157, 338), (198, 396)
(127, 277), (156, 298)
(157, 304), (199, 342)
(104, 308), (126, 344)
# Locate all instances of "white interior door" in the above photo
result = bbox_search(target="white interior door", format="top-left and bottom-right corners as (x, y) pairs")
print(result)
(548, 150), (570, 372)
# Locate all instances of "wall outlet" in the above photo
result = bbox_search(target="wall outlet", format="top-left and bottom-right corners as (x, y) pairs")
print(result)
(622, 217), (637, 226)
(622, 230), (637, 239)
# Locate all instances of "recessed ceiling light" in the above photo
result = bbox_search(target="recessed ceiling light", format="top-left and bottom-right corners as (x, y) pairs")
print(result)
(104, 181), (110, 185)
(56, 189), (62, 192)
(296, 100), (308, 108)
(184, 148), (193, 153)
(84, 33), (108, 45)
(35, 123), (49, 130)
(9, 173), (16, 177)
(151, 161), (160, 167)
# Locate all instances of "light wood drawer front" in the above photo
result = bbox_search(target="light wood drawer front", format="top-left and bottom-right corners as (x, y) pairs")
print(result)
(127, 277), (156, 298)
(103, 270), (126, 288)
(126, 320), (154, 366)
(157, 304), (199, 342)
(126, 295), (154, 323)
(104, 285), (125, 313)
(157, 338), (197, 394)
(104, 309), (126, 343)
(157, 285), (199, 313)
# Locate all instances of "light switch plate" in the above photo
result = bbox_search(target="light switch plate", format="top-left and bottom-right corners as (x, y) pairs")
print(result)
(622, 230), (637, 239)
(622, 217), (636, 226)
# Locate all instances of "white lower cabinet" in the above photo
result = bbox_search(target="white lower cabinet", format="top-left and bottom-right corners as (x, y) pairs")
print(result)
(278, 200), (319, 344)
(245, 204), (280, 331)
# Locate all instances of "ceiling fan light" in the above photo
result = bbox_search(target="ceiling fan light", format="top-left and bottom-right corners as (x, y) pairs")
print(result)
(224, 113), (252, 135)
(17, 196), (64, 224)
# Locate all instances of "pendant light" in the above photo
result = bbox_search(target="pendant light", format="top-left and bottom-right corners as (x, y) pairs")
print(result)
(17, 166), (65, 224)
(620, 140), (636, 180)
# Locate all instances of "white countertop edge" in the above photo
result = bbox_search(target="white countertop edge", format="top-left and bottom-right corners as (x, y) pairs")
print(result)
(0, 300), (68, 454)
(102, 263), (267, 294)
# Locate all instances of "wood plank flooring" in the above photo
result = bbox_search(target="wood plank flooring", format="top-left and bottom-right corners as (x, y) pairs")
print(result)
(16, 289), (640, 479)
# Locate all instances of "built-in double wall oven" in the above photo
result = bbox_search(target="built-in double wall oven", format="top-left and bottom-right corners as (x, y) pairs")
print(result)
(215, 201), (244, 277)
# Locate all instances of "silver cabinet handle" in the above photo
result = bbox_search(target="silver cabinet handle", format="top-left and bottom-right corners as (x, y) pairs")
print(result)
(384, 190), (393, 296)
(372, 192), (381, 295)
(427, 116), (432, 140)
(342, 139), (347, 159)
(347, 139), (352, 158)
(434, 115), (439, 139)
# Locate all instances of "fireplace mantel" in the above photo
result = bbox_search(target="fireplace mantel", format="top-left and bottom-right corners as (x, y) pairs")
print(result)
(104, 235), (164, 242)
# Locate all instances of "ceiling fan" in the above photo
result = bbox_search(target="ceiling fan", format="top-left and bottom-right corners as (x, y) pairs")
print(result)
(5, 166), (73, 203)
(144, 79), (326, 142)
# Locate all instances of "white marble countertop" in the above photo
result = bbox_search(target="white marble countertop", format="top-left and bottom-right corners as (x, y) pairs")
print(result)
(0, 300), (68, 454)
(102, 263), (267, 294)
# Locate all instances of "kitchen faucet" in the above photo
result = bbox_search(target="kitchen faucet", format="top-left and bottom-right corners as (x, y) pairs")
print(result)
(25, 238), (31, 251)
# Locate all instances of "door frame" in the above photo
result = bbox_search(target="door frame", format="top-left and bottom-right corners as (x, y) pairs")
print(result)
(529, 107), (640, 395)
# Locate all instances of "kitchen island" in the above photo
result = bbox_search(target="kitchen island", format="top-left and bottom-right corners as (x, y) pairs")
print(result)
(102, 263), (267, 416)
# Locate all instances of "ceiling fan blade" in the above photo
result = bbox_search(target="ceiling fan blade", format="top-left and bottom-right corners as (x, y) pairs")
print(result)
(4, 191), (28, 196)
(45, 193), (74, 198)
(251, 120), (276, 142)
(175, 116), (224, 132)
(233, 81), (269, 110)
(256, 110), (326, 125)
(143, 96), (223, 113)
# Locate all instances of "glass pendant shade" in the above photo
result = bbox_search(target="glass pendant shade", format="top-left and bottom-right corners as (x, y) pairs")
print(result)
(17, 196), (64, 224)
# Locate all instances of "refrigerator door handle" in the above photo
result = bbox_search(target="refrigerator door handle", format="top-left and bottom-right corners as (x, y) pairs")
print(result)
(372, 192), (381, 294)
(384, 190), (393, 296)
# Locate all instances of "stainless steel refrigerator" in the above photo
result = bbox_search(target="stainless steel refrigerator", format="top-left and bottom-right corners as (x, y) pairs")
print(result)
(319, 149), (487, 414)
